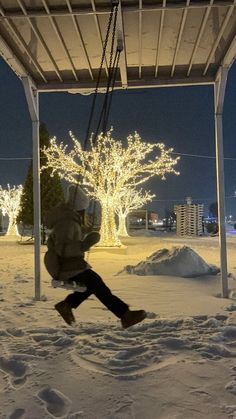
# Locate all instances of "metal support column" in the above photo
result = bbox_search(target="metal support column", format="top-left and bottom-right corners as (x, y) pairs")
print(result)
(214, 66), (228, 298)
(22, 77), (41, 301)
(145, 210), (148, 231)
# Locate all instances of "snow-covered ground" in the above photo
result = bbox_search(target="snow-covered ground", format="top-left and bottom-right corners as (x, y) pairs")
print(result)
(1, 232), (236, 418)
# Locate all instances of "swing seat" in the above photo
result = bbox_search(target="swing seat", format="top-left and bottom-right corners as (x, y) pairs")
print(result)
(51, 279), (87, 292)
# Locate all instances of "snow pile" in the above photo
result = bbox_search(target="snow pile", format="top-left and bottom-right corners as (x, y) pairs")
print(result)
(122, 245), (220, 277)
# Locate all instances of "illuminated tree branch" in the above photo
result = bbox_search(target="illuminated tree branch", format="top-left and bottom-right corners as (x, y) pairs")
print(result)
(43, 130), (179, 246)
(0, 185), (23, 235)
(116, 188), (155, 237)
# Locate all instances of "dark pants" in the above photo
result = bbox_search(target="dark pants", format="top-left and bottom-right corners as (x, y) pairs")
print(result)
(65, 269), (128, 319)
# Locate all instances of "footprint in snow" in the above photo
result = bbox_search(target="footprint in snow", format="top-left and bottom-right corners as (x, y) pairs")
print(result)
(37, 386), (71, 418)
(0, 355), (29, 386)
(8, 408), (25, 419)
(111, 397), (134, 419)
(67, 412), (84, 418)
(225, 380), (236, 394)
(6, 328), (25, 337)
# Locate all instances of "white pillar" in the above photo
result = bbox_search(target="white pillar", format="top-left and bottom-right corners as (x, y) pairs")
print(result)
(22, 77), (41, 301)
(145, 210), (148, 230)
(214, 67), (228, 298)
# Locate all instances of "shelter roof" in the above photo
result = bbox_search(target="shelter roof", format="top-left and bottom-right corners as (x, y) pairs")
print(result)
(0, 1), (235, 92)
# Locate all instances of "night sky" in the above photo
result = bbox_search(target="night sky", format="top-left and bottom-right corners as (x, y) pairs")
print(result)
(0, 57), (236, 217)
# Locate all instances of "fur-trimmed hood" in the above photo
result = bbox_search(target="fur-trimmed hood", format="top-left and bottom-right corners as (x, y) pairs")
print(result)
(66, 185), (89, 211)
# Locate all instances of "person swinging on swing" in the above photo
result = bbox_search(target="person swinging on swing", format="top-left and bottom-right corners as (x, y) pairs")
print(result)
(44, 184), (146, 328)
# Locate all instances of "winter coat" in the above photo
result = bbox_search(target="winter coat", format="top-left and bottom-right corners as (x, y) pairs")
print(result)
(44, 203), (99, 280)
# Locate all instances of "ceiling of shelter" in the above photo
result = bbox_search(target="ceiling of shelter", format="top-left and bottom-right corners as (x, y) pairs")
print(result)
(0, 1), (235, 91)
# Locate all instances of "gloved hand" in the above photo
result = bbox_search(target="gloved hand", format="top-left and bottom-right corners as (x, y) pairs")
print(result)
(81, 231), (100, 251)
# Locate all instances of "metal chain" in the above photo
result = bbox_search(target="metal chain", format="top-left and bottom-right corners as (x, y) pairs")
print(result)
(84, 1), (121, 259)
(94, 3), (119, 138)
(103, 49), (121, 130)
(84, 4), (116, 150)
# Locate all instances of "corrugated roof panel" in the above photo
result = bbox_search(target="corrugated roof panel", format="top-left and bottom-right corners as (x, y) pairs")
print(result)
(197, 6), (228, 67)
(123, 9), (139, 68)
(0, 16), (45, 81)
(25, 17), (65, 73)
(141, 10), (159, 68)
(51, 16), (87, 72)
(0, 1), (235, 90)
(18, 0), (43, 7)
(84, 13), (109, 69)
(2, 0), (20, 8)
(207, 7), (236, 69)
(159, 9), (184, 67)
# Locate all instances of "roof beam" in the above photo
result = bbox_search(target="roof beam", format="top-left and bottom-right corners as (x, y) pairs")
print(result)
(66, 0), (94, 80)
(215, 28), (236, 82)
(0, 2), (232, 18)
(0, 6), (47, 82)
(90, 0), (109, 76)
(203, 1), (236, 75)
(221, 30), (236, 68)
(41, 0), (78, 81)
(138, 0), (142, 78)
(16, 0), (63, 82)
(0, 27), (30, 78)
(155, 0), (166, 78)
(171, 0), (190, 77)
(187, 0), (214, 77)
(37, 75), (214, 92)
(117, 1), (127, 88)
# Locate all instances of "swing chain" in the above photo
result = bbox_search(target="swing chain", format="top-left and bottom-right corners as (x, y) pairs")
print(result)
(84, 1), (121, 149)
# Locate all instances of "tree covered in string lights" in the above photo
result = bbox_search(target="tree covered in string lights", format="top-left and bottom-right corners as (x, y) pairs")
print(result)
(0, 184), (23, 236)
(116, 187), (155, 237)
(43, 130), (179, 246)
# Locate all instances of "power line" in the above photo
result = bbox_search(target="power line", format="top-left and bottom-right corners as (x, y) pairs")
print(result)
(153, 195), (236, 202)
(0, 157), (32, 160)
(153, 198), (212, 202)
(172, 152), (215, 159)
(171, 151), (236, 161)
(1, 151), (236, 161)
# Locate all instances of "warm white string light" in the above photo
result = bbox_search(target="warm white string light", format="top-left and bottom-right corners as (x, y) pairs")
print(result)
(0, 184), (23, 236)
(43, 130), (179, 246)
(116, 188), (156, 237)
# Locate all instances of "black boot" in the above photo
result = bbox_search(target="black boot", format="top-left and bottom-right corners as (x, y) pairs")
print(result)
(121, 309), (146, 329)
(55, 301), (76, 326)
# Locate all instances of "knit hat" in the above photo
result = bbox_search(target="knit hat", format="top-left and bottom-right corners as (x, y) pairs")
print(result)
(66, 184), (89, 211)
